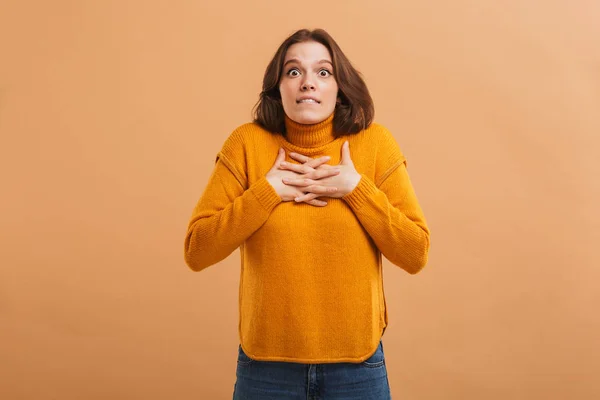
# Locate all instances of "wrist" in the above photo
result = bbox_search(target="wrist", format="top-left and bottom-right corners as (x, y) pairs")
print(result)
(265, 176), (283, 200)
(349, 173), (362, 192)
(341, 173), (361, 196)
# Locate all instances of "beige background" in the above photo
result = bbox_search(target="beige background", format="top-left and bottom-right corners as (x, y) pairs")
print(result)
(1, 0), (599, 399)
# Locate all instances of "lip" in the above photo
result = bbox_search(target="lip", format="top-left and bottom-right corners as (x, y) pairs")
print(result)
(296, 96), (320, 104)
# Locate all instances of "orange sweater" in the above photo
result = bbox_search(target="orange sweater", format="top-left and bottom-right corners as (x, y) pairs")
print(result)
(184, 113), (430, 363)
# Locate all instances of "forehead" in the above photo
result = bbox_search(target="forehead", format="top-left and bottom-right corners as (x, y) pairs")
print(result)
(284, 41), (332, 63)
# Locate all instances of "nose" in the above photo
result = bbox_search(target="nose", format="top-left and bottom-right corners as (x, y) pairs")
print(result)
(301, 79), (315, 91)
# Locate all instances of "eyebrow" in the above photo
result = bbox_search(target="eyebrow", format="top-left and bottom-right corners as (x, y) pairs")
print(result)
(283, 58), (333, 68)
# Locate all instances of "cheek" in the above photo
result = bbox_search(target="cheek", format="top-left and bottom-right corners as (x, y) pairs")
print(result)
(324, 80), (338, 95)
(324, 83), (339, 104)
(280, 78), (296, 92)
(279, 83), (295, 104)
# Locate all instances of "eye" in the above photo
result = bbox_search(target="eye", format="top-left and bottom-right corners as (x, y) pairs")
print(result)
(286, 68), (300, 77)
(319, 69), (332, 77)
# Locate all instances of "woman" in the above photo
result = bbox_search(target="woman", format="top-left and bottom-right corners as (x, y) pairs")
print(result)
(184, 28), (430, 399)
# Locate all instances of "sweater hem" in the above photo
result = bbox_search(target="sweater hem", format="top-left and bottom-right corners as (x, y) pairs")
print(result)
(238, 327), (387, 364)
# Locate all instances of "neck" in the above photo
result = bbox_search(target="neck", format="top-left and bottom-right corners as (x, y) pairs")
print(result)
(284, 113), (336, 148)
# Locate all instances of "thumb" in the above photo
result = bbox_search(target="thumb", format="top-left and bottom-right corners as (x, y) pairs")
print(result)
(340, 141), (352, 165)
(275, 147), (285, 165)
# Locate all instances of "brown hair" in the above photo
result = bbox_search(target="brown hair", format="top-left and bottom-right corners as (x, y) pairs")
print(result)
(252, 28), (374, 136)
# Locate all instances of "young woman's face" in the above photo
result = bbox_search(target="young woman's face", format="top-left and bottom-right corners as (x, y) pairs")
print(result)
(279, 41), (338, 124)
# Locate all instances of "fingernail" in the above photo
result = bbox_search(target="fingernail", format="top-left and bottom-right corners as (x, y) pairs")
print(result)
(280, 161), (287, 166)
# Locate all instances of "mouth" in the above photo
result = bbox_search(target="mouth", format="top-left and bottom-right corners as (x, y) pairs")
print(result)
(296, 98), (320, 104)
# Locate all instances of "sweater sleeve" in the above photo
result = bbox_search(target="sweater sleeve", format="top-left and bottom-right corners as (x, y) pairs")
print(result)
(183, 129), (282, 272)
(341, 127), (430, 274)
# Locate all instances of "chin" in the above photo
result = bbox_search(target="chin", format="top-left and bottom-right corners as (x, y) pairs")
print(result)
(291, 111), (330, 125)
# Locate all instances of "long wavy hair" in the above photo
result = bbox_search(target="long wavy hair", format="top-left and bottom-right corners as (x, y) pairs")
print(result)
(252, 28), (374, 137)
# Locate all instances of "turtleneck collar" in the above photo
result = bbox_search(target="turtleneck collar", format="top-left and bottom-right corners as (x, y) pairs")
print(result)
(283, 113), (336, 148)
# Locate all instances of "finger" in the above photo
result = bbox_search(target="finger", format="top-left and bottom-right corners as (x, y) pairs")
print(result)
(309, 168), (341, 180)
(294, 192), (320, 203)
(340, 141), (351, 165)
(279, 161), (312, 174)
(297, 185), (338, 198)
(306, 198), (328, 207)
(305, 155), (331, 169)
(289, 153), (332, 169)
(288, 152), (313, 163)
(275, 147), (285, 166)
(282, 177), (315, 187)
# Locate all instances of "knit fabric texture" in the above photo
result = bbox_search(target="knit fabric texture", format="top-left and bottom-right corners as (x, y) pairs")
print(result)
(184, 112), (430, 363)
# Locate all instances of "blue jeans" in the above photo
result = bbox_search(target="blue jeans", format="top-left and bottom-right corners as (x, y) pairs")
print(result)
(233, 340), (392, 399)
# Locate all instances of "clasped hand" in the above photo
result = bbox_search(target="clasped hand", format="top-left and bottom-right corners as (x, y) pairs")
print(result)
(265, 141), (361, 207)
